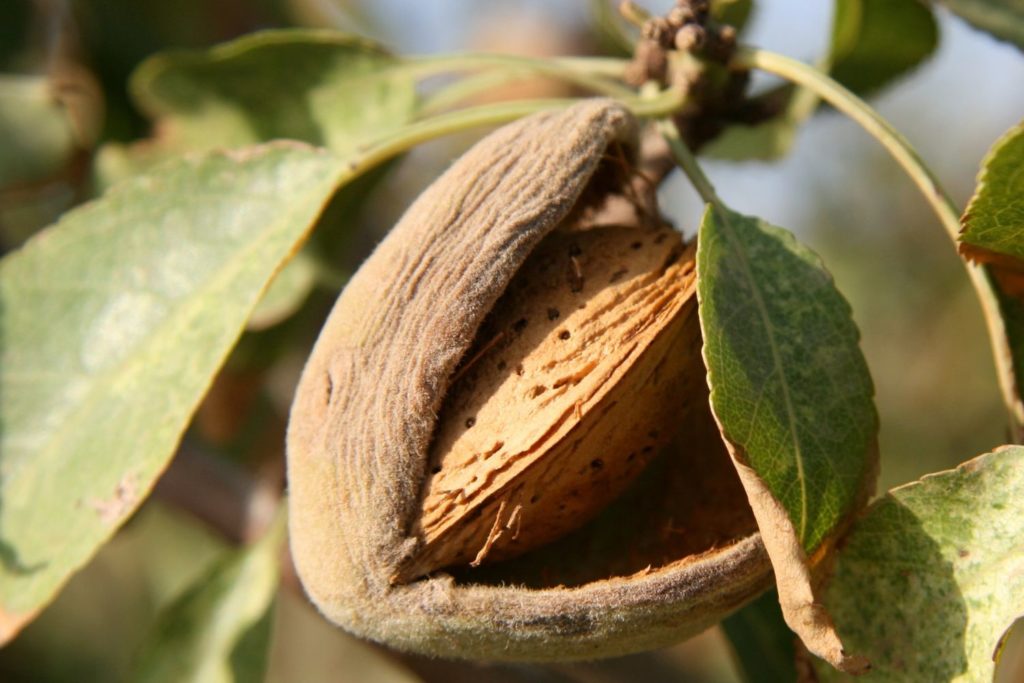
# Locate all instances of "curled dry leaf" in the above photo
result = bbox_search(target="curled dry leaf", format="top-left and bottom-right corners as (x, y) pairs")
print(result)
(286, 100), (771, 661)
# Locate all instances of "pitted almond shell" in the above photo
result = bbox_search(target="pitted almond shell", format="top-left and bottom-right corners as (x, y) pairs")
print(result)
(401, 224), (700, 579)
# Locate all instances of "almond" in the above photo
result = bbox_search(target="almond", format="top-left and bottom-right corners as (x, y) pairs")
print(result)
(286, 100), (770, 661)
(400, 224), (701, 579)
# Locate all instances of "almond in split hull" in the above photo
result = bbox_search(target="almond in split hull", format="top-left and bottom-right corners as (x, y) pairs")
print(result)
(397, 224), (705, 581)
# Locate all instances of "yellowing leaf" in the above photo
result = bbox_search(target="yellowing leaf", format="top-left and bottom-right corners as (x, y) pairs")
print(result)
(817, 447), (1024, 682)
(0, 143), (345, 643)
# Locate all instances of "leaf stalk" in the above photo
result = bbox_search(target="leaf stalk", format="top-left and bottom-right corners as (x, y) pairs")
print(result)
(353, 87), (686, 180)
(658, 118), (721, 207)
(403, 53), (633, 99)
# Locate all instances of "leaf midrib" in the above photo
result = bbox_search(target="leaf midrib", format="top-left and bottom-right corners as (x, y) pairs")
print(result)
(713, 206), (809, 543)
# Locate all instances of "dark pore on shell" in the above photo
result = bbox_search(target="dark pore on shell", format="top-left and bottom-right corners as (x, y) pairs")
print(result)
(400, 222), (757, 583)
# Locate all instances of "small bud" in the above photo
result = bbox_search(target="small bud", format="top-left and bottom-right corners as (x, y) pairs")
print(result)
(675, 24), (707, 52)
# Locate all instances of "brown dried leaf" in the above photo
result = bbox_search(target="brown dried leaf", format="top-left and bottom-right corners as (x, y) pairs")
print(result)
(730, 457), (870, 675)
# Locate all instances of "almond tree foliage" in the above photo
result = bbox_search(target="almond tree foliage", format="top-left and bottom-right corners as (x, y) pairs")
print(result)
(0, 1), (1022, 681)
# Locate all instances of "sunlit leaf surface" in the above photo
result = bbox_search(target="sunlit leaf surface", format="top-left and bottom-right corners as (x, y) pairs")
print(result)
(0, 143), (345, 642)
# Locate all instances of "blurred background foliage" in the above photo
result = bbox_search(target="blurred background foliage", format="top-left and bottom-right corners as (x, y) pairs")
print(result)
(0, 0), (1022, 681)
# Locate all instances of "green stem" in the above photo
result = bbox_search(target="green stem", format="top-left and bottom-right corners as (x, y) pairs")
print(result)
(353, 100), (567, 173)
(417, 58), (628, 115)
(732, 46), (1022, 432)
(734, 48), (959, 239)
(420, 70), (535, 114)
(352, 87), (685, 178)
(658, 118), (721, 206)
(403, 53), (633, 99)
(551, 56), (632, 79)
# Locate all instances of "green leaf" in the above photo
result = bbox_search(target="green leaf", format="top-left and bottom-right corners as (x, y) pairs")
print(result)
(246, 247), (319, 332)
(722, 589), (798, 683)
(92, 30), (415, 334)
(94, 29), (417, 191)
(960, 119), (1024, 263)
(816, 446), (1024, 682)
(697, 205), (876, 671)
(92, 142), (179, 194)
(0, 142), (345, 643)
(935, 0), (1024, 49)
(131, 28), (416, 157)
(829, 0), (939, 96)
(0, 75), (78, 187)
(134, 512), (286, 683)
(697, 205), (877, 551)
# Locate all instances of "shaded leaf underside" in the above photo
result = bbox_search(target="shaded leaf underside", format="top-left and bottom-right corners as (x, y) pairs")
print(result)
(936, 0), (1024, 50)
(134, 513), (286, 683)
(818, 446), (1024, 682)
